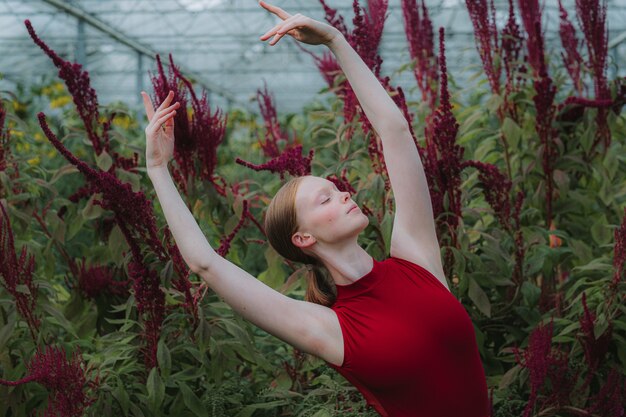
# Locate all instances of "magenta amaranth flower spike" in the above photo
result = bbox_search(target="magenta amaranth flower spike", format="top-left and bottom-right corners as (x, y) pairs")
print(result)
(25, 20), (103, 155)
(401, 0), (438, 109)
(576, 0), (609, 99)
(150, 54), (227, 193)
(501, 0), (524, 118)
(311, 0), (391, 140)
(423, 28), (464, 260)
(319, 0), (350, 39)
(517, 0), (548, 78)
(465, 0), (501, 94)
(574, 0), (611, 151)
(512, 318), (555, 417)
(169, 56), (227, 183)
(0, 101), (21, 196)
(558, 1), (583, 94)
(585, 367), (625, 417)
(256, 81), (289, 158)
(0, 201), (40, 339)
(462, 161), (513, 230)
(217, 200), (250, 257)
(613, 207), (626, 289)
(75, 258), (129, 299)
(576, 292), (614, 395)
(516, 0), (558, 227)
(236, 145), (314, 180)
(0, 345), (98, 417)
(150, 54), (192, 193)
(0, 98), (6, 171)
(128, 260), (165, 369)
(25, 20), (140, 173)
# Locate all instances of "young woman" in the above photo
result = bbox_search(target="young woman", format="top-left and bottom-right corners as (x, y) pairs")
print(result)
(141, 1), (489, 416)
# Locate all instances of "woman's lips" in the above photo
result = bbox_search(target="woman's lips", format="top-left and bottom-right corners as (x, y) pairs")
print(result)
(347, 204), (358, 213)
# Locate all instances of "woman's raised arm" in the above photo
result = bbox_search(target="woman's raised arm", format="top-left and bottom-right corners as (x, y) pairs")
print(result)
(142, 92), (335, 358)
(259, 1), (445, 285)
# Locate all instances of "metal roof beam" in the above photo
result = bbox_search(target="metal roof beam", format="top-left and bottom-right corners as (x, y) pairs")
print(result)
(40, 0), (245, 109)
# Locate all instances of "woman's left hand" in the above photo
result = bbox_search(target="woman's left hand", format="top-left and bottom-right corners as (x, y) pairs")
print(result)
(258, 0), (341, 46)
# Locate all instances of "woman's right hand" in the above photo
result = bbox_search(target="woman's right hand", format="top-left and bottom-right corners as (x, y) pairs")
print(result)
(258, 1), (341, 47)
(141, 90), (180, 171)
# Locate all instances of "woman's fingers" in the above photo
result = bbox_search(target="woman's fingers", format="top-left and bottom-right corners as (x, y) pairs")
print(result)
(149, 110), (177, 135)
(269, 15), (307, 45)
(260, 12), (302, 41)
(148, 102), (180, 128)
(154, 90), (175, 116)
(258, 0), (291, 20)
(141, 91), (155, 120)
(260, 20), (284, 40)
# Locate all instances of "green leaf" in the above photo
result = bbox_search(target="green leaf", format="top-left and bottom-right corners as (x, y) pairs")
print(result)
(468, 278), (491, 317)
(498, 365), (520, 389)
(590, 214), (611, 246)
(160, 260), (174, 288)
(108, 224), (127, 266)
(179, 383), (208, 417)
(473, 134), (497, 162)
(521, 281), (541, 307)
(15, 284), (31, 294)
(311, 410), (332, 417)
(49, 164), (79, 184)
(233, 400), (290, 417)
(0, 321), (14, 352)
(157, 340), (171, 375)
(67, 211), (86, 240)
(82, 194), (103, 220)
(146, 367), (165, 410)
(112, 378), (130, 415)
(501, 117), (522, 150)
(194, 319), (212, 349)
(258, 245), (286, 289)
(602, 149), (619, 180)
(96, 150), (113, 171)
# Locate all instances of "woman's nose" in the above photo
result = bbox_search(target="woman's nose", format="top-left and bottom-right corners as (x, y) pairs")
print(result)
(341, 191), (350, 202)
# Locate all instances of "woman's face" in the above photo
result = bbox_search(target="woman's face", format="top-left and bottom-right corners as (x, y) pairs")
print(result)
(293, 176), (368, 247)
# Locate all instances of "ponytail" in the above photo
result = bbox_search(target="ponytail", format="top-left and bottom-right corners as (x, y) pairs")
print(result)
(304, 262), (336, 307)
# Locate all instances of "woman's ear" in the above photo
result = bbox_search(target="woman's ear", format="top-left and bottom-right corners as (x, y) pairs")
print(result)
(292, 231), (316, 249)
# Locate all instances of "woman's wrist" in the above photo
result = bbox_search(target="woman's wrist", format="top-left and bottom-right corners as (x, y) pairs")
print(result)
(147, 164), (170, 181)
(324, 28), (344, 48)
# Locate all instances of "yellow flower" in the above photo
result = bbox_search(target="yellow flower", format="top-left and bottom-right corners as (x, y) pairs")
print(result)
(27, 156), (40, 166)
(16, 142), (31, 152)
(12, 131), (25, 140)
(112, 115), (132, 130)
(47, 150), (56, 158)
(34, 132), (44, 142)
(50, 96), (72, 109)
(12, 100), (26, 113)
(53, 82), (65, 93)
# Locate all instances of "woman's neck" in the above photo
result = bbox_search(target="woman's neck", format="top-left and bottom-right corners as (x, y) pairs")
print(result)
(313, 242), (373, 286)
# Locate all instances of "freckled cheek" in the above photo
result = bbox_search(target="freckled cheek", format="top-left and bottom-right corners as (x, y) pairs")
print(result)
(316, 207), (338, 224)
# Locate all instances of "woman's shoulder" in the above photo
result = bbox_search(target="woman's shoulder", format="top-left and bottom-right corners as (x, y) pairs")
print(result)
(385, 256), (450, 291)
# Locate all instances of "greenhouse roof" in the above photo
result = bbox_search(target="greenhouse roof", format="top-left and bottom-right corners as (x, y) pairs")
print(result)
(1, 0), (626, 115)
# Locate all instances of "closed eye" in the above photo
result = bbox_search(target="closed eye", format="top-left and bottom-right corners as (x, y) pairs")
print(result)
(322, 197), (330, 204)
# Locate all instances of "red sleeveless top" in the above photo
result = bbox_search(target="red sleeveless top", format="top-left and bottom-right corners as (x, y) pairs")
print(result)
(326, 256), (489, 417)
